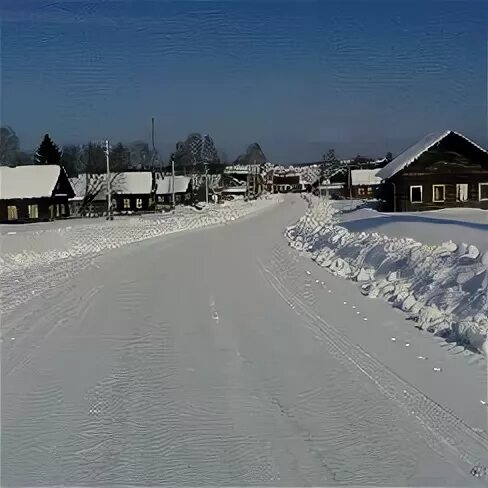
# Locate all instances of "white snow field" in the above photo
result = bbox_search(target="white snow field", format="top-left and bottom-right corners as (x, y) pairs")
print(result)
(339, 204), (488, 253)
(2, 195), (488, 486)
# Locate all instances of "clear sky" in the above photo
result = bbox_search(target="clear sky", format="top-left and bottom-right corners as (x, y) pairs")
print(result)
(1, 0), (487, 162)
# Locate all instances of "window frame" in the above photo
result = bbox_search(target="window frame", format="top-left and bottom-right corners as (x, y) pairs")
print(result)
(123, 198), (131, 209)
(409, 185), (423, 203)
(432, 184), (446, 203)
(136, 198), (143, 209)
(7, 205), (18, 221)
(479, 183), (488, 201)
(28, 204), (39, 219)
(456, 183), (469, 202)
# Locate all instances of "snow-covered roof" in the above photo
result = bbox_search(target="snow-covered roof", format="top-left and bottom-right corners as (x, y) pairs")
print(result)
(0, 165), (65, 199)
(377, 130), (488, 180)
(350, 169), (382, 186)
(155, 175), (191, 195)
(115, 172), (152, 194)
(221, 186), (247, 194)
(70, 172), (153, 200)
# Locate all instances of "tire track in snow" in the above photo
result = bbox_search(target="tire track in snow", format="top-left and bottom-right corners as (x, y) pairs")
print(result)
(259, 246), (488, 478)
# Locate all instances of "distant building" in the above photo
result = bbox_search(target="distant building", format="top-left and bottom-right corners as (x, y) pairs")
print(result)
(378, 130), (488, 212)
(112, 172), (153, 212)
(0, 165), (74, 223)
(155, 174), (192, 205)
(348, 169), (382, 199)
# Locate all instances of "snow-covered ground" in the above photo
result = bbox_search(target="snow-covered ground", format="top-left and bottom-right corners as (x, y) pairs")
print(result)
(2, 195), (487, 486)
(286, 197), (488, 353)
(338, 203), (488, 252)
(0, 196), (282, 314)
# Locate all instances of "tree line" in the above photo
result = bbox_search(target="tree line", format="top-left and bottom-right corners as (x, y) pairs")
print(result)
(0, 126), (154, 176)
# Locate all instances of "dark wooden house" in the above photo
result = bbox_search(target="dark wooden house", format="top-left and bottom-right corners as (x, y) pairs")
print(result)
(155, 174), (192, 205)
(347, 169), (382, 199)
(0, 165), (74, 223)
(378, 130), (488, 212)
(112, 172), (154, 213)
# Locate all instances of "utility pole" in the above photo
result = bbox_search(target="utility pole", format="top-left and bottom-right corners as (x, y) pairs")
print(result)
(105, 139), (112, 220)
(171, 155), (176, 209)
(205, 162), (209, 204)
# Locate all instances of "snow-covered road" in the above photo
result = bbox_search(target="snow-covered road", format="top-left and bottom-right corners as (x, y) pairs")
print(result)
(2, 196), (487, 486)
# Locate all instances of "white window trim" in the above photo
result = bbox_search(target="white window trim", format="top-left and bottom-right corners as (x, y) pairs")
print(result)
(136, 198), (143, 209)
(410, 185), (423, 203)
(479, 182), (488, 201)
(456, 183), (468, 202)
(432, 184), (446, 203)
(123, 198), (131, 209)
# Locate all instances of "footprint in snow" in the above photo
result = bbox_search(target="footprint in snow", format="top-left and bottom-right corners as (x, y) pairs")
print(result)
(405, 343), (410, 347)
(433, 367), (442, 372)
(306, 271), (311, 275)
(417, 356), (428, 360)
(391, 337), (397, 342)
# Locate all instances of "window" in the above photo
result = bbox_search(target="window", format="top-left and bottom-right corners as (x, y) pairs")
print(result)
(432, 185), (445, 202)
(123, 198), (130, 209)
(479, 183), (488, 201)
(7, 205), (18, 221)
(456, 184), (468, 202)
(410, 185), (422, 203)
(56, 204), (61, 217)
(28, 204), (39, 219)
(136, 198), (143, 209)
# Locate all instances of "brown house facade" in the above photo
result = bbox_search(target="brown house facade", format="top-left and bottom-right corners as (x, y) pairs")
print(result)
(0, 165), (74, 223)
(378, 130), (488, 212)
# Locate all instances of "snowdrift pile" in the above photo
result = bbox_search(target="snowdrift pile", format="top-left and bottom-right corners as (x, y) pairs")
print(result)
(285, 198), (488, 353)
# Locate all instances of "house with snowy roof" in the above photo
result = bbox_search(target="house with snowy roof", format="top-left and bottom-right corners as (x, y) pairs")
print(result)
(0, 165), (74, 223)
(155, 174), (192, 205)
(377, 130), (488, 212)
(348, 169), (382, 199)
(111, 172), (154, 212)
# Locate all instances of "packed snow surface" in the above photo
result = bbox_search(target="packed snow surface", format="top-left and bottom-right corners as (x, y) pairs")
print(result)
(2, 195), (487, 486)
(0, 196), (281, 314)
(286, 198), (488, 352)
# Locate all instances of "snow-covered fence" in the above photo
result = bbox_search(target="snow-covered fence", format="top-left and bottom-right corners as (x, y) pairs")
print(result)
(286, 198), (488, 353)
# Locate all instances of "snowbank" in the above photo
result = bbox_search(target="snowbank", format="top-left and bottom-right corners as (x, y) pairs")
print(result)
(0, 197), (281, 314)
(285, 198), (488, 353)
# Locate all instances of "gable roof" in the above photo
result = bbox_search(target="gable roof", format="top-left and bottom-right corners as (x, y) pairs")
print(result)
(115, 172), (153, 194)
(350, 168), (382, 186)
(0, 165), (69, 200)
(155, 175), (191, 195)
(377, 130), (488, 180)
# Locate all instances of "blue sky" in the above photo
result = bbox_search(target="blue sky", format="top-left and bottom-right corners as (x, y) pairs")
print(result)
(1, 0), (487, 162)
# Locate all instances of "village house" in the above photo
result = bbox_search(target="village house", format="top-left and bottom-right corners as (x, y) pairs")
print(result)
(112, 172), (154, 212)
(0, 165), (74, 223)
(377, 130), (488, 212)
(69, 172), (154, 215)
(347, 168), (382, 199)
(155, 174), (192, 205)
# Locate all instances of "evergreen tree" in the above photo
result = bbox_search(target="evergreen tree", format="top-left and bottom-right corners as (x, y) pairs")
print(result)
(323, 148), (339, 166)
(35, 134), (61, 165)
